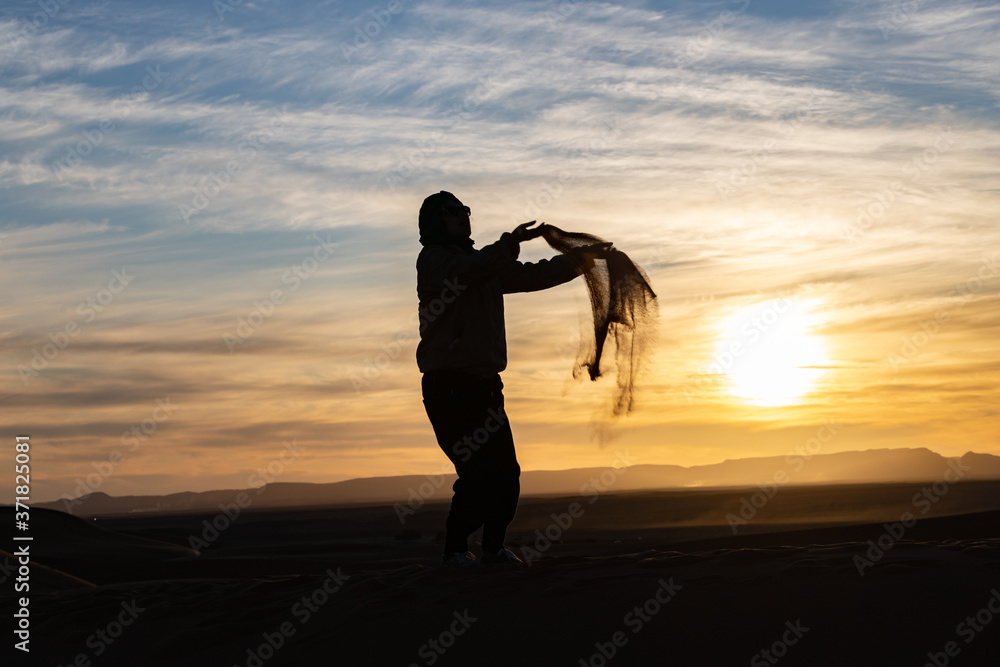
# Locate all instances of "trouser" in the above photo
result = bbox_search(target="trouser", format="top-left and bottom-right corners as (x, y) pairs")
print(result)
(421, 370), (521, 554)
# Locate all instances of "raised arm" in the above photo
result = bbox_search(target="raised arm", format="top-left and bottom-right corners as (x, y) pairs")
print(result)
(499, 254), (582, 293)
(416, 221), (551, 291)
(417, 234), (519, 292)
(499, 227), (613, 293)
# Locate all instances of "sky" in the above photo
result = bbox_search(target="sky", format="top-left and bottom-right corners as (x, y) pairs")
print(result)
(1, 0), (998, 503)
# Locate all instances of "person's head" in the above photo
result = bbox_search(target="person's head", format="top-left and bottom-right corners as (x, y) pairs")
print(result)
(419, 191), (473, 247)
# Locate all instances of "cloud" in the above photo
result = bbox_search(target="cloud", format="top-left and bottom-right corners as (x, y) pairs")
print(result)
(3, 0), (999, 498)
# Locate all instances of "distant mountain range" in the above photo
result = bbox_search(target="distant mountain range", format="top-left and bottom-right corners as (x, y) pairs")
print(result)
(33, 447), (1000, 517)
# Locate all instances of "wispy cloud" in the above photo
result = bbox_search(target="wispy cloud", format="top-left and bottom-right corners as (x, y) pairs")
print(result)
(2, 0), (998, 501)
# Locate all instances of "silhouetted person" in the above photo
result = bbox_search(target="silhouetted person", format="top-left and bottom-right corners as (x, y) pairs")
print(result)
(416, 191), (600, 568)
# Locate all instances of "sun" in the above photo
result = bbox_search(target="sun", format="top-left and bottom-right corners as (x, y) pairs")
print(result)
(709, 297), (830, 406)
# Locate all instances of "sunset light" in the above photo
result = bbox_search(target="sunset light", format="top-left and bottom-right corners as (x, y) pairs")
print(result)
(712, 298), (831, 407)
(5, 2), (999, 496)
(5, 1), (1000, 664)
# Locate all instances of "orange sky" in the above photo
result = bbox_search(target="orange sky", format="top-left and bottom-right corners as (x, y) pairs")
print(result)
(2, 0), (999, 503)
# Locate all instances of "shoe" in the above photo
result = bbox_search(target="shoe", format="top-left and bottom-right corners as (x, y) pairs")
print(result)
(481, 546), (524, 566)
(442, 551), (485, 570)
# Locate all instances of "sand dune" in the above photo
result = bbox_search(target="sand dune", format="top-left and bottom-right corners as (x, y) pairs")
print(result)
(0, 549), (95, 594)
(1, 507), (197, 586)
(4, 483), (999, 665)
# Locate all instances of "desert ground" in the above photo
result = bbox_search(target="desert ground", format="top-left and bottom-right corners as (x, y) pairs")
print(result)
(5, 481), (1000, 666)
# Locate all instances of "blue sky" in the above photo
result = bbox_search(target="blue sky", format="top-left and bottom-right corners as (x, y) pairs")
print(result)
(2, 0), (999, 502)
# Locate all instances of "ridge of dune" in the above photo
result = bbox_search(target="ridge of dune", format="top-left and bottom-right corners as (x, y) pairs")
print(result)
(25, 447), (1000, 518)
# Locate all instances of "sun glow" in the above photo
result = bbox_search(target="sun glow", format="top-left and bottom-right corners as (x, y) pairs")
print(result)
(710, 298), (831, 407)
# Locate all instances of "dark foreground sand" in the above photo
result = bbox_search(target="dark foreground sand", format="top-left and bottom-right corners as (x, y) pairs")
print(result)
(4, 481), (1000, 666)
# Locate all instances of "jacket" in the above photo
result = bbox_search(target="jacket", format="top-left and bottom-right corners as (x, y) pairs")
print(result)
(415, 233), (582, 376)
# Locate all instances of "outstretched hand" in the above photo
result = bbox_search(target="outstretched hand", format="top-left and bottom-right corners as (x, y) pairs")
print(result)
(510, 220), (546, 244)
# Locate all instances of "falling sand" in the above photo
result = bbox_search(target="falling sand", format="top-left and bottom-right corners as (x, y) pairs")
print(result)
(540, 223), (658, 417)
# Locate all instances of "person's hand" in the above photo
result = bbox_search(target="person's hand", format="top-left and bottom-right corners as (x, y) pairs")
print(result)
(510, 220), (546, 244)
